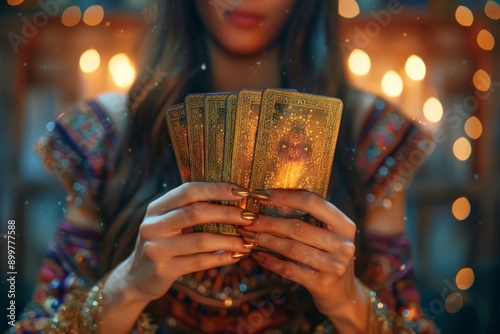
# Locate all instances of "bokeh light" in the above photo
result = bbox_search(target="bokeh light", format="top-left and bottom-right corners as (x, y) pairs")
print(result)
(455, 6), (474, 26)
(381, 70), (403, 97)
(83, 5), (104, 26)
(452, 196), (471, 220)
(464, 116), (483, 140)
(453, 137), (472, 161)
(473, 69), (491, 92)
(456, 267), (475, 290)
(79, 49), (101, 73)
(485, 1), (500, 20)
(7, 0), (24, 5)
(348, 49), (371, 76)
(405, 55), (426, 81)
(339, 0), (360, 19)
(61, 6), (82, 27)
(477, 30), (495, 51)
(445, 293), (463, 313)
(109, 53), (136, 88)
(423, 97), (443, 123)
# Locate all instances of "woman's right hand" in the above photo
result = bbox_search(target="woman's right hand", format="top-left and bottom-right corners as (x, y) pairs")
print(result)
(100, 182), (255, 333)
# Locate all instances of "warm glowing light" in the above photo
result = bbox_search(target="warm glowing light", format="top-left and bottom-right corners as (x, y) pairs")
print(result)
(83, 5), (104, 26)
(423, 97), (443, 123)
(7, 0), (24, 5)
(452, 196), (471, 220)
(456, 268), (475, 290)
(455, 6), (474, 26)
(405, 55), (426, 81)
(79, 49), (101, 73)
(61, 6), (81, 27)
(348, 49), (371, 76)
(485, 1), (500, 20)
(109, 53), (136, 88)
(477, 30), (495, 51)
(464, 116), (483, 140)
(473, 69), (491, 92)
(445, 293), (463, 313)
(381, 71), (403, 97)
(339, 0), (360, 19)
(453, 137), (472, 162)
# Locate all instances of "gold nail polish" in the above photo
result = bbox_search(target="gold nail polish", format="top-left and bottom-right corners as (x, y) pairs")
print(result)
(240, 209), (258, 220)
(232, 252), (249, 259)
(249, 190), (271, 201)
(231, 186), (251, 197)
(243, 243), (257, 249)
(236, 228), (258, 240)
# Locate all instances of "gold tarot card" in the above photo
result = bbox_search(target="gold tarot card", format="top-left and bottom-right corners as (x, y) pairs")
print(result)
(204, 93), (229, 182)
(246, 88), (343, 222)
(165, 103), (191, 182)
(194, 93), (240, 236)
(185, 93), (206, 181)
(222, 93), (238, 182)
(230, 89), (263, 189)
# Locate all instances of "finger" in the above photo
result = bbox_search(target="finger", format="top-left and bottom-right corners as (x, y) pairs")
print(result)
(261, 189), (356, 239)
(140, 202), (254, 237)
(171, 251), (244, 276)
(243, 215), (348, 251)
(252, 252), (321, 291)
(142, 234), (255, 258)
(247, 233), (339, 273)
(147, 182), (249, 216)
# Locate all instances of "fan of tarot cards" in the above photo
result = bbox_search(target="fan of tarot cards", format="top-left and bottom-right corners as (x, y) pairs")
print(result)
(164, 88), (343, 237)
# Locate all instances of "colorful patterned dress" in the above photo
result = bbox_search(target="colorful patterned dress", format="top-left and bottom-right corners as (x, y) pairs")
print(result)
(13, 89), (438, 333)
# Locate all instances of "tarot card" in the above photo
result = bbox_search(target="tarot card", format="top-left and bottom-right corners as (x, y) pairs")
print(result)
(185, 93), (206, 181)
(222, 93), (238, 182)
(230, 89), (263, 189)
(165, 103), (191, 182)
(246, 88), (343, 224)
(204, 93), (229, 182)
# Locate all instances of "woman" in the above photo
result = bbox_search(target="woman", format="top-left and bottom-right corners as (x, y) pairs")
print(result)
(16, 0), (437, 333)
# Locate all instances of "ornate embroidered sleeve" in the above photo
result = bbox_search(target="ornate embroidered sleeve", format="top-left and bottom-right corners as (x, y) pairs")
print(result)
(352, 99), (439, 333)
(14, 100), (119, 333)
(34, 100), (118, 213)
(356, 99), (434, 204)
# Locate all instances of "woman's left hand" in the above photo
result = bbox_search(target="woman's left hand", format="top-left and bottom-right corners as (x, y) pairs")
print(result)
(239, 189), (368, 328)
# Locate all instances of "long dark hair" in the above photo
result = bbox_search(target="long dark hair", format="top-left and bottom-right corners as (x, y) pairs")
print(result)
(99, 0), (346, 274)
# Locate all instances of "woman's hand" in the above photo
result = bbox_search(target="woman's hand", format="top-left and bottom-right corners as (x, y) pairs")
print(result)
(101, 182), (255, 333)
(239, 189), (369, 333)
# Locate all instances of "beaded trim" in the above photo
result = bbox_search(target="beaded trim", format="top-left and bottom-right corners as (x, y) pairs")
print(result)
(46, 277), (107, 333)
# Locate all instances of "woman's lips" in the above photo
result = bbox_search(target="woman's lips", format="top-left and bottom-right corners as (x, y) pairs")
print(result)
(225, 10), (263, 28)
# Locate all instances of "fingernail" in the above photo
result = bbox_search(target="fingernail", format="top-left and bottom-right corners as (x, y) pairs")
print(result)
(240, 209), (258, 220)
(231, 185), (251, 197)
(243, 242), (257, 249)
(236, 228), (258, 240)
(232, 252), (250, 259)
(249, 190), (272, 201)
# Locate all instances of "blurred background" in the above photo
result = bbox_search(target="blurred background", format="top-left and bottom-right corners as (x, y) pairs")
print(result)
(0, 0), (499, 333)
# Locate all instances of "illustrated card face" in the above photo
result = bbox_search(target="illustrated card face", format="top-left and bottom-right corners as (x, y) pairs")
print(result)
(230, 89), (262, 189)
(185, 94), (206, 181)
(246, 88), (343, 219)
(204, 93), (229, 182)
(165, 104), (191, 182)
